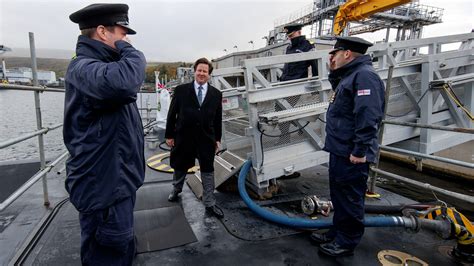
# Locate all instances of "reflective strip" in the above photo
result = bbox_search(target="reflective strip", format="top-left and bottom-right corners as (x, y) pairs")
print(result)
(155, 164), (169, 170)
(148, 153), (167, 161)
(148, 160), (163, 167)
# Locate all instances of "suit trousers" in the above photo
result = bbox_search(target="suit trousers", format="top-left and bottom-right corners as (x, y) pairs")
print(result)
(173, 170), (216, 207)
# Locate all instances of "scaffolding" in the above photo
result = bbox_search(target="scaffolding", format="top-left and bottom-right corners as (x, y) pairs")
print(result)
(211, 32), (474, 195)
(274, 0), (443, 40)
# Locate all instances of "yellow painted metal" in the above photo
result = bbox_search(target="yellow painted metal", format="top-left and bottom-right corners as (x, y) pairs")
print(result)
(146, 152), (200, 174)
(333, 0), (412, 35)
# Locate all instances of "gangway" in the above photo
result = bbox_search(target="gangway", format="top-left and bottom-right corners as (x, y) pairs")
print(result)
(209, 32), (473, 197)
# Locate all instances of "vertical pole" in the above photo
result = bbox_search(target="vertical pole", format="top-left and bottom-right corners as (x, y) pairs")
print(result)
(1, 59), (6, 81)
(419, 61), (433, 154)
(385, 27), (390, 42)
(368, 65), (394, 193)
(29, 32), (49, 207)
(139, 88), (143, 118)
(465, 64), (474, 130)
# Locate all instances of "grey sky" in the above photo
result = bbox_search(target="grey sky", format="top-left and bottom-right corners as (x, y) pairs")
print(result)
(1, 0), (473, 62)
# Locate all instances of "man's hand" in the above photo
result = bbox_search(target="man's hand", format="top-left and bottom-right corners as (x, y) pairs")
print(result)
(122, 36), (131, 44)
(329, 54), (336, 70)
(350, 154), (366, 164)
(166, 138), (174, 148)
(215, 141), (221, 153)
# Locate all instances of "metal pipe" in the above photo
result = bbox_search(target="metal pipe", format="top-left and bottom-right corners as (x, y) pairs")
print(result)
(30, 32), (49, 207)
(371, 167), (474, 204)
(380, 145), (474, 169)
(0, 123), (62, 149)
(383, 120), (474, 134)
(0, 83), (65, 93)
(0, 151), (69, 212)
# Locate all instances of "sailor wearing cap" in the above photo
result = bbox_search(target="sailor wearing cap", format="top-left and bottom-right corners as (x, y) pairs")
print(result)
(64, 3), (146, 265)
(311, 36), (385, 257)
(280, 23), (318, 81)
(274, 23), (318, 170)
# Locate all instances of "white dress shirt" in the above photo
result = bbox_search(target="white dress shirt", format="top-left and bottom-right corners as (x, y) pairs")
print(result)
(194, 81), (208, 101)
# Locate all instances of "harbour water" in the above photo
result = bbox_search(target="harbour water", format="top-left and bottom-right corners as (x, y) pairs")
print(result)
(0, 90), (157, 163)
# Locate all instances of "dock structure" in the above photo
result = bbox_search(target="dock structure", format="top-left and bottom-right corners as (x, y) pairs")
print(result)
(270, 0), (443, 42)
(211, 32), (474, 194)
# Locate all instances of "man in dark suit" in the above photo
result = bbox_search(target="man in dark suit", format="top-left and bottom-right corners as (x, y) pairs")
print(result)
(165, 57), (224, 219)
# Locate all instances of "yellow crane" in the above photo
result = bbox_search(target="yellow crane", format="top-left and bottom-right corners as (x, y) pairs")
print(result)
(333, 0), (412, 35)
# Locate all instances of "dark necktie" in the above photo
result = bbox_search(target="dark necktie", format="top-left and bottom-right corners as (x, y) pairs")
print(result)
(198, 86), (203, 106)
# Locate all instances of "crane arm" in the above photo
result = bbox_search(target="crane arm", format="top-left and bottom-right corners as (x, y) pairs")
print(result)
(333, 0), (412, 35)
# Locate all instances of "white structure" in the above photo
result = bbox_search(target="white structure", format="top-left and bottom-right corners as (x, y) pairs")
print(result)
(5, 67), (57, 85)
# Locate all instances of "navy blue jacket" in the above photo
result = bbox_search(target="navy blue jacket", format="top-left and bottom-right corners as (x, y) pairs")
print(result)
(280, 35), (318, 81)
(323, 55), (385, 163)
(63, 36), (146, 213)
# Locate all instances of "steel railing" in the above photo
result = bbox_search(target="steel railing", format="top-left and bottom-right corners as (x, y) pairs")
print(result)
(0, 32), (68, 212)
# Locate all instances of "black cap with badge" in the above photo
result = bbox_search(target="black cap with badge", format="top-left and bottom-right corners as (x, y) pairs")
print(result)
(329, 36), (373, 55)
(283, 23), (303, 36)
(69, 3), (136, 35)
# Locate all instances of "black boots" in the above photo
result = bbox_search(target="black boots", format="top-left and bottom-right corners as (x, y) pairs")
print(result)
(205, 205), (224, 219)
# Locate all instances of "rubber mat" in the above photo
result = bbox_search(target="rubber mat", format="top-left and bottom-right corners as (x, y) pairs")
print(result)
(134, 206), (197, 253)
(135, 183), (177, 211)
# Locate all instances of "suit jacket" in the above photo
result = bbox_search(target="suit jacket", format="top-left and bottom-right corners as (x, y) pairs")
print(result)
(165, 81), (222, 172)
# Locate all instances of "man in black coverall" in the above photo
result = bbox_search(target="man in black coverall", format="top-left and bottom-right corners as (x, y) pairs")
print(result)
(277, 23), (318, 178)
(64, 3), (146, 265)
(310, 36), (385, 257)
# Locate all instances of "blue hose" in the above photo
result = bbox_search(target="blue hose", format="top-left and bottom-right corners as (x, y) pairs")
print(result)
(238, 159), (409, 229)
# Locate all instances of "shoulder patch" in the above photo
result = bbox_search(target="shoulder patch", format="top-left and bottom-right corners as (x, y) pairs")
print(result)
(357, 89), (371, 96)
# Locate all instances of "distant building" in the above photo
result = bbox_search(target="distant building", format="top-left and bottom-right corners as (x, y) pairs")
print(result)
(176, 67), (193, 83)
(5, 67), (57, 86)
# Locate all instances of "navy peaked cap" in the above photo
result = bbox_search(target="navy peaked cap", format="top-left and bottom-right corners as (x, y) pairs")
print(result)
(329, 36), (373, 54)
(69, 3), (136, 34)
(284, 23), (303, 35)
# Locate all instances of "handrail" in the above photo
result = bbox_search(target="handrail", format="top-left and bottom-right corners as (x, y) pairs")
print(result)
(371, 167), (474, 205)
(0, 123), (62, 149)
(383, 120), (474, 134)
(0, 151), (69, 212)
(0, 83), (65, 93)
(380, 145), (474, 169)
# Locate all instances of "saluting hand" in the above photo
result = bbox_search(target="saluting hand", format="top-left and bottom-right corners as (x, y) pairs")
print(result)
(350, 154), (366, 164)
(122, 36), (131, 44)
(166, 138), (174, 148)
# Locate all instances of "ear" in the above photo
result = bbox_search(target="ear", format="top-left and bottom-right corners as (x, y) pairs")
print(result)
(95, 26), (108, 41)
(344, 50), (352, 59)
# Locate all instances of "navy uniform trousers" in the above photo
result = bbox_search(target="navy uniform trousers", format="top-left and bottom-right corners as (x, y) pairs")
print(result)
(328, 153), (369, 249)
(79, 195), (136, 265)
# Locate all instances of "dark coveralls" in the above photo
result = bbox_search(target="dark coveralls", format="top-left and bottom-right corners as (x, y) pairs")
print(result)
(278, 35), (318, 138)
(63, 35), (146, 265)
(280, 35), (318, 82)
(323, 55), (385, 249)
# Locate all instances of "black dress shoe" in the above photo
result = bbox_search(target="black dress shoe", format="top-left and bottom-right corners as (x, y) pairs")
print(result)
(167, 189), (181, 202)
(310, 232), (334, 245)
(319, 241), (354, 257)
(205, 205), (224, 219)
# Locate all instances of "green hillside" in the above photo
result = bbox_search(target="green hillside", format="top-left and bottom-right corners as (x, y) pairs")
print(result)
(1, 57), (192, 82)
